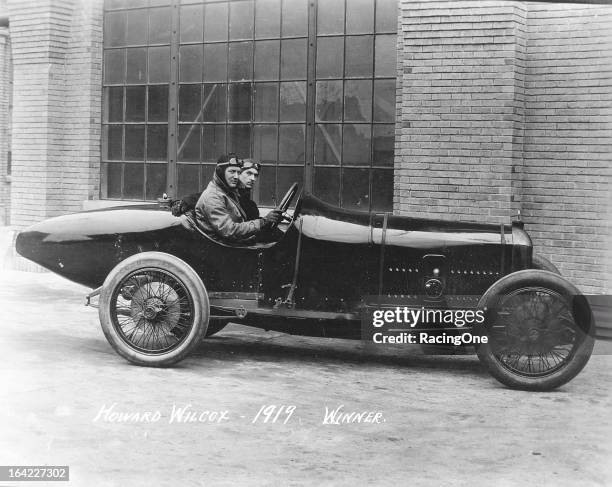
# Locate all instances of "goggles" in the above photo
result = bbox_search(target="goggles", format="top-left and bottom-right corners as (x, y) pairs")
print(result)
(241, 160), (261, 172)
(216, 156), (243, 168)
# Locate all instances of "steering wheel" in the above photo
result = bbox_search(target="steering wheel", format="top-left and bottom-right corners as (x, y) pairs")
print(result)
(278, 182), (299, 212)
(270, 182), (299, 229)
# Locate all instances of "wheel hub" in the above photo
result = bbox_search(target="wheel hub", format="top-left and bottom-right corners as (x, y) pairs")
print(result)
(142, 298), (164, 320)
(130, 282), (181, 328)
(528, 328), (540, 342)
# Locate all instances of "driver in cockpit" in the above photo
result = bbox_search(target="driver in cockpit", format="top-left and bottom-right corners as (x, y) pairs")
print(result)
(195, 154), (282, 243)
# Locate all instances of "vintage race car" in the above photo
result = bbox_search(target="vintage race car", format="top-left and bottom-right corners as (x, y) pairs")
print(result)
(16, 184), (594, 391)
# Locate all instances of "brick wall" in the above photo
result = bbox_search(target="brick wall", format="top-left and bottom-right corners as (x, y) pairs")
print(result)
(397, 0), (612, 293)
(7, 0), (102, 227)
(0, 26), (10, 225)
(523, 3), (612, 294)
(397, 0), (528, 222)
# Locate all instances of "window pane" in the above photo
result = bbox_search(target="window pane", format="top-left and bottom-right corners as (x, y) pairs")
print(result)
(201, 164), (215, 188)
(373, 124), (394, 166)
(373, 79), (395, 122)
(259, 165), (276, 206)
(281, 0), (307, 37)
(255, 0), (280, 38)
(202, 125), (226, 161)
(314, 167), (340, 206)
(204, 2), (228, 42)
(125, 125), (145, 160)
(104, 50), (125, 84)
(228, 124), (252, 158)
(280, 81), (306, 121)
(376, 0), (397, 33)
(146, 164), (167, 200)
(104, 11), (126, 47)
(124, 163), (144, 199)
(317, 0), (344, 35)
(105, 87), (123, 123)
(254, 124), (278, 162)
(149, 0), (170, 6)
(255, 40), (280, 80)
(147, 124), (168, 161)
(203, 83), (227, 122)
(315, 80), (342, 122)
(126, 9), (147, 45)
(344, 79), (372, 122)
(314, 124), (341, 165)
(126, 47), (147, 83)
(342, 168), (369, 210)
(177, 164), (200, 195)
(179, 84), (201, 122)
(230, 0), (254, 40)
(343, 124), (371, 165)
(148, 85), (168, 122)
(125, 86), (146, 122)
(149, 7), (171, 44)
(278, 166), (303, 206)
(204, 44), (228, 82)
(375, 34), (396, 77)
(345, 35), (373, 78)
(279, 124), (305, 163)
(347, 0), (374, 34)
(316, 37), (343, 79)
(180, 45), (203, 83)
(104, 163), (122, 199)
(178, 125), (201, 162)
(254, 83), (278, 122)
(229, 42), (253, 81)
(371, 168), (393, 211)
(228, 83), (252, 122)
(148, 46), (170, 83)
(105, 125), (123, 160)
(180, 4), (204, 43)
(280, 38), (307, 80)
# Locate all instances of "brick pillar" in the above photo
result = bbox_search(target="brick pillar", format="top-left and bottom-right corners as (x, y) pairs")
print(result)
(8, 0), (102, 227)
(522, 3), (612, 293)
(0, 25), (10, 225)
(396, 0), (527, 223)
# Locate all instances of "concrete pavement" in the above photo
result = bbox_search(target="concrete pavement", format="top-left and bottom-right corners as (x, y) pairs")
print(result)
(0, 270), (611, 486)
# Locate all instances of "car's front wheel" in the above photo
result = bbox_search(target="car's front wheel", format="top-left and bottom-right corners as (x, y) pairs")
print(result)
(99, 252), (209, 366)
(476, 270), (594, 390)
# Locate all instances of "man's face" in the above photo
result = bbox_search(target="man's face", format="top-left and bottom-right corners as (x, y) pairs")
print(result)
(239, 168), (259, 189)
(224, 167), (240, 188)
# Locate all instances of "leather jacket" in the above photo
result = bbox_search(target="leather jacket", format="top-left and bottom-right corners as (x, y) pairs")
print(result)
(195, 174), (264, 242)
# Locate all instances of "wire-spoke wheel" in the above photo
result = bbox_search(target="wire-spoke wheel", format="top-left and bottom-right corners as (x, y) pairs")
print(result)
(476, 270), (594, 391)
(99, 252), (209, 366)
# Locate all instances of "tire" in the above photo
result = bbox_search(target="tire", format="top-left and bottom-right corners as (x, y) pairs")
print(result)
(476, 270), (594, 391)
(205, 320), (228, 337)
(99, 252), (209, 366)
(532, 254), (561, 274)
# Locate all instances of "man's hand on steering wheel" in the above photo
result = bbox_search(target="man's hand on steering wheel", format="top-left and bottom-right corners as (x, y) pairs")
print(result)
(263, 183), (299, 229)
(263, 209), (283, 228)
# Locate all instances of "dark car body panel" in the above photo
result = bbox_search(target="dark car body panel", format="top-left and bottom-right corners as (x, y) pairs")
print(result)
(16, 194), (532, 332)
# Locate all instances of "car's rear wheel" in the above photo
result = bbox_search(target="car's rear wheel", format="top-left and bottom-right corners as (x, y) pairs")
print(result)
(99, 252), (209, 366)
(476, 270), (594, 390)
